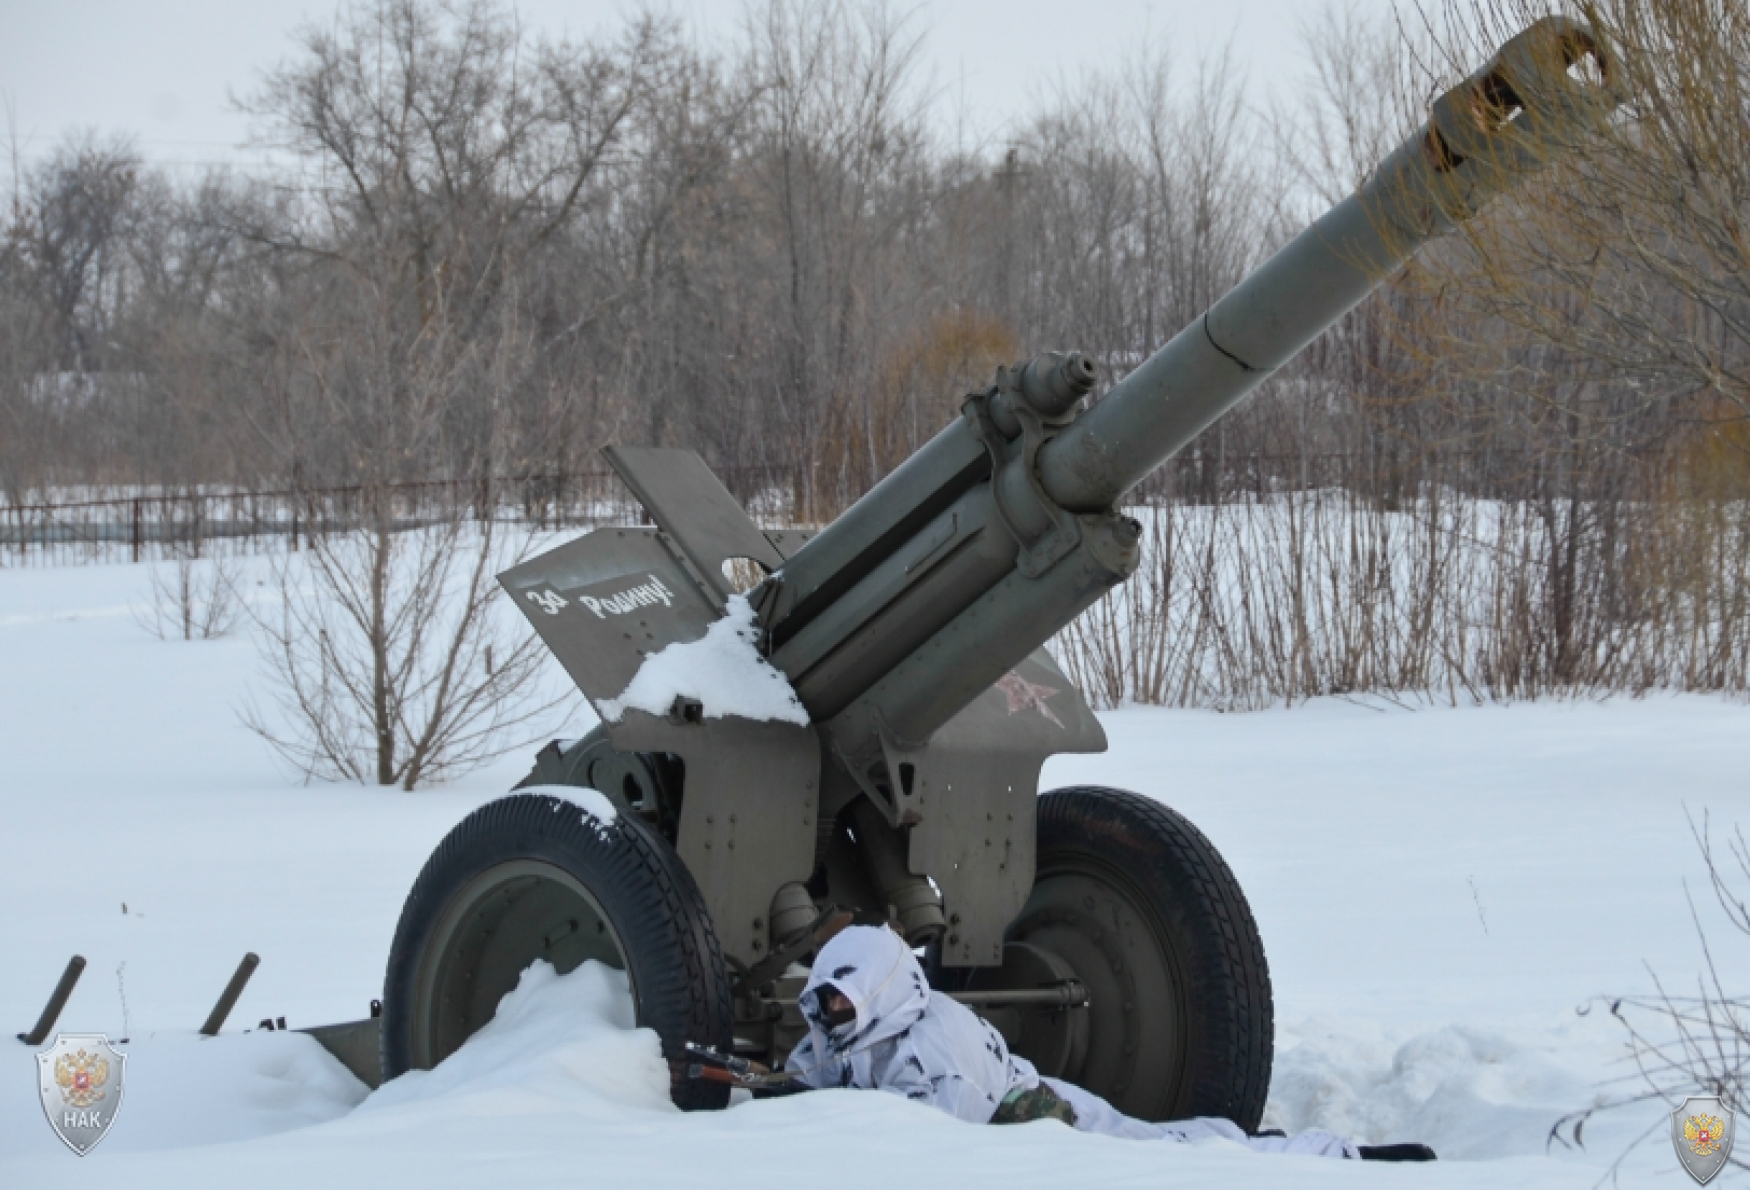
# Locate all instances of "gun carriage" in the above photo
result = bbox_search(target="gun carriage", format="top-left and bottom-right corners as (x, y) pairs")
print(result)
(376, 19), (1619, 1126)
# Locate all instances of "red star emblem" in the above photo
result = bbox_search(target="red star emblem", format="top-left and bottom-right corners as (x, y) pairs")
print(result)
(996, 670), (1065, 729)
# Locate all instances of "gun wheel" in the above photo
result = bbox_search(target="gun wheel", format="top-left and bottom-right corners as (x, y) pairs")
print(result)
(380, 790), (734, 1110)
(1008, 786), (1273, 1130)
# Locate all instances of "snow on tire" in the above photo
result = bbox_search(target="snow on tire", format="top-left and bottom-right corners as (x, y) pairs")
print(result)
(379, 790), (735, 1110)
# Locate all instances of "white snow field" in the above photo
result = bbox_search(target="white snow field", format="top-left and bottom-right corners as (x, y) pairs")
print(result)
(2, 554), (1747, 1188)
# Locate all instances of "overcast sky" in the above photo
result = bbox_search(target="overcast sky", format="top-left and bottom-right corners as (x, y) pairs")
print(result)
(0, 0), (1402, 180)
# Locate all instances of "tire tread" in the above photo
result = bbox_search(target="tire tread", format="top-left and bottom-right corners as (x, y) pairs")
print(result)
(381, 791), (733, 1110)
(1038, 786), (1273, 1129)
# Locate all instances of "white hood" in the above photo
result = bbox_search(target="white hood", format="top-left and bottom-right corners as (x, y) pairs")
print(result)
(795, 925), (931, 1061)
(786, 926), (1037, 1122)
(785, 929), (1359, 1157)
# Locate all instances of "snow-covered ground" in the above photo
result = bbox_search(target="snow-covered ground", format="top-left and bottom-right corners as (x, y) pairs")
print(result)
(1, 554), (1746, 1187)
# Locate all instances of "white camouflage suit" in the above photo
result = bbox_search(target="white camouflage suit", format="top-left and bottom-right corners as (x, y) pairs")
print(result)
(786, 926), (1357, 1158)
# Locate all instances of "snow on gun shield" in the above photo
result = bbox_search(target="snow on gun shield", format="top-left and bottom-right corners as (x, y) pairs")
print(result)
(379, 18), (1621, 1126)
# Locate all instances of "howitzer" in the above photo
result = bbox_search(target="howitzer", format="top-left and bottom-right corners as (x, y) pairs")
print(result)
(377, 19), (1618, 1126)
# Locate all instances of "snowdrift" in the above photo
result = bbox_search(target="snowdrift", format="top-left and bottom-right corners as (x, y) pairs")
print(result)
(0, 551), (1744, 1187)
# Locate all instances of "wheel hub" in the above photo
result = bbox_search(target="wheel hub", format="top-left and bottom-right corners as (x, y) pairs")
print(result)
(408, 859), (630, 1069)
(962, 941), (1089, 1076)
(1004, 860), (1188, 1116)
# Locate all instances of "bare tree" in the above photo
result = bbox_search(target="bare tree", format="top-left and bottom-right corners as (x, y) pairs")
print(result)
(4, 0), (1748, 711)
(0, 134), (143, 498)
(135, 547), (242, 641)
(1547, 812), (1750, 1178)
(228, 0), (659, 785)
(1405, 0), (1750, 428)
(245, 494), (560, 788)
(238, 242), (566, 788)
(233, 0), (687, 485)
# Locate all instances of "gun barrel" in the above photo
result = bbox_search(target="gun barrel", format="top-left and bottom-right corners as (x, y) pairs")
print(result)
(757, 17), (1620, 765)
(1038, 16), (1615, 513)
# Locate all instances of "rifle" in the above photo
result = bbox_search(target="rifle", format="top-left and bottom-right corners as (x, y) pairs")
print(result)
(683, 1042), (812, 1097)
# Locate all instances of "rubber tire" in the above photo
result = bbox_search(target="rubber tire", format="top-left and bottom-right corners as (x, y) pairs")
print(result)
(380, 791), (734, 1110)
(1014, 786), (1273, 1130)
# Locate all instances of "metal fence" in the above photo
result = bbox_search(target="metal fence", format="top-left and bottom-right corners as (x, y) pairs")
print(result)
(0, 449), (1635, 568)
(0, 472), (692, 567)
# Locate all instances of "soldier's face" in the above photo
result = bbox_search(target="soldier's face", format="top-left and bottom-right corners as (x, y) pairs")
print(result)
(811, 984), (857, 1028)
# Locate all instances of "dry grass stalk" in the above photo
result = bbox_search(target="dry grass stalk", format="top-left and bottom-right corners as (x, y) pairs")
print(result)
(1051, 481), (1750, 710)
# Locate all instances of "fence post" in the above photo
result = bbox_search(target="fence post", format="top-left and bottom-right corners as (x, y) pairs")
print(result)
(131, 498), (142, 564)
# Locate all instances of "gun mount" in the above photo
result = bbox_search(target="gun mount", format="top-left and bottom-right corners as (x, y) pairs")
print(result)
(382, 19), (1620, 1126)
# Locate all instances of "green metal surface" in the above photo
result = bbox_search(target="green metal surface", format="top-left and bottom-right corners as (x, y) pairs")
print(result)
(500, 18), (1620, 982)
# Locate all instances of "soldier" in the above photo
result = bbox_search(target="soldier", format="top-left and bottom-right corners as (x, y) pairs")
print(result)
(786, 926), (1434, 1162)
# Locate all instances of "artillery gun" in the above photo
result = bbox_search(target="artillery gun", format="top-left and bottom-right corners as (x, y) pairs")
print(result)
(374, 19), (1618, 1127)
